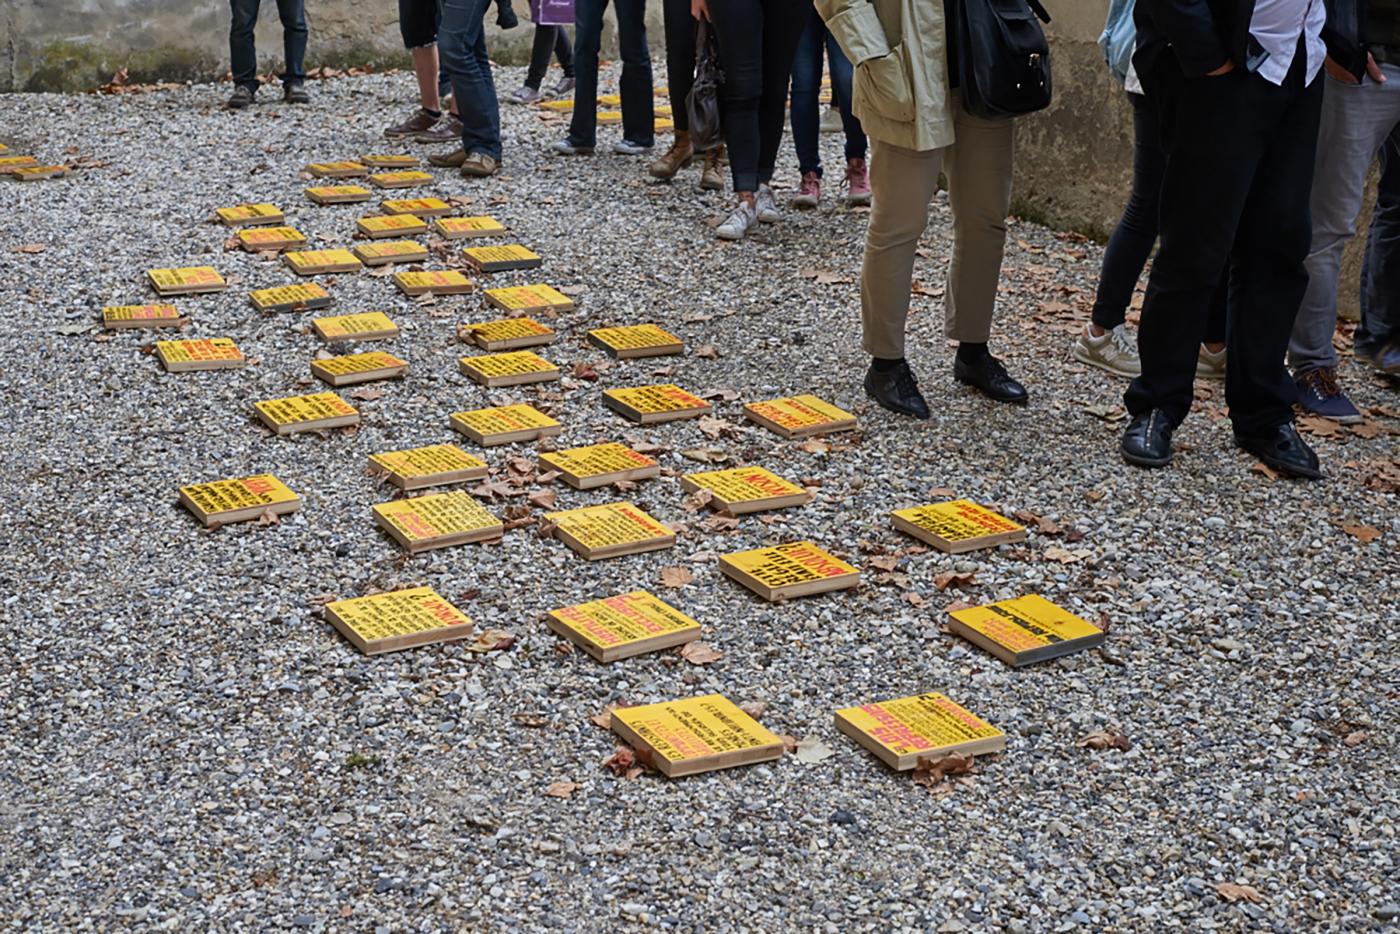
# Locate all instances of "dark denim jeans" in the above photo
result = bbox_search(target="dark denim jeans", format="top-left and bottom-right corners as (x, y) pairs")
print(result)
(230, 0), (307, 90)
(439, 0), (502, 160)
(569, 0), (653, 147)
(789, 4), (864, 177)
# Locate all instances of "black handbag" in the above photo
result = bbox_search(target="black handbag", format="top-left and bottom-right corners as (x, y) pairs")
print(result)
(687, 20), (725, 152)
(955, 0), (1053, 119)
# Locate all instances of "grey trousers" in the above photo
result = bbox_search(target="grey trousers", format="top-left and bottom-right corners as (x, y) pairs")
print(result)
(1289, 63), (1400, 373)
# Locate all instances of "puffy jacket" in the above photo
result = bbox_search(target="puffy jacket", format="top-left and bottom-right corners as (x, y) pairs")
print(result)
(816, 0), (956, 151)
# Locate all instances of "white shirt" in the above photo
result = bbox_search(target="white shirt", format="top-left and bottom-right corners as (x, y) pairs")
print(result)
(1249, 0), (1327, 86)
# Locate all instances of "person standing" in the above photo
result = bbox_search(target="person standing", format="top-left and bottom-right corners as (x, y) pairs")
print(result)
(383, 0), (459, 138)
(650, 0), (728, 188)
(819, 0), (1029, 412)
(226, 0), (309, 108)
(551, 0), (654, 155)
(508, 0), (578, 104)
(1287, 3), (1400, 418)
(1122, 0), (1335, 478)
(429, 0), (505, 177)
(788, 4), (870, 209)
(1358, 142), (1400, 374)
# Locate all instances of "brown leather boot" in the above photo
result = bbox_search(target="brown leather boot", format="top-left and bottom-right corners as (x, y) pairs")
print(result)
(649, 131), (693, 180)
(699, 143), (727, 192)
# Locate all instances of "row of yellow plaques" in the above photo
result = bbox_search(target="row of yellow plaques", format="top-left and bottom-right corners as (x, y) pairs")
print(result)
(0, 152), (69, 181)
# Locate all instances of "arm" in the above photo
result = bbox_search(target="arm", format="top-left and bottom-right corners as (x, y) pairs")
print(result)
(815, 0), (892, 66)
(1139, 0), (1231, 77)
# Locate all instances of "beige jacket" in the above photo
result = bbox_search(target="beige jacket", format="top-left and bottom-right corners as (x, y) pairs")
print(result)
(816, 0), (954, 151)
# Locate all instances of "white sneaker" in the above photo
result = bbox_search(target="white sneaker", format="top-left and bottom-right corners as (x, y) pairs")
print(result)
(1197, 345), (1227, 380)
(715, 201), (758, 241)
(1071, 323), (1141, 377)
(755, 184), (779, 223)
(613, 139), (653, 155)
(820, 105), (842, 134)
(551, 138), (594, 155)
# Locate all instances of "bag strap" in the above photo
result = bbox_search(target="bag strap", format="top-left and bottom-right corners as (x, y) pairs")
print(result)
(1027, 0), (1051, 23)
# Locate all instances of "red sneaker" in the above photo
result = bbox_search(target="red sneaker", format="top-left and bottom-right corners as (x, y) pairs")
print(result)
(844, 157), (871, 206)
(791, 171), (821, 209)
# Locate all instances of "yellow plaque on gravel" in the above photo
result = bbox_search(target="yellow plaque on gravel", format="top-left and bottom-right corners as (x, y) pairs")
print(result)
(835, 693), (1006, 771)
(156, 338), (246, 372)
(538, 99), (574, 111)
(249, 282), (333, 313)
(369, 170), (433, 189)
(323, 586), (473, 655)
(744, 394), (857, 438)
(483, 283), (576, 314)
(361, 153), (421, 168)
(284, 249), (362, 276)
(368, 443), (487, 490)
(458, 350), (560, 388)
(462, 244), (542, 273)
(596, 111), (623, 124)
(539, 442), (659, 490)
(597, 94), (622, 106)
(544, 502), (675, 560)
(353, 240), (428, 266)
(237, 226), (308, 252)
(393, 269), (475, 296)
(216, 202), (284, 226)
(947, 595), (1105, 667)
(719, 541), (859, 601)
(547, 590), (701, 662)
(102, 304), (184, 329)
(305, 161), (368, 178)
(357, 213), (428, 238)
(610, 694), (783, 777)
(587, 324), (683, 359)
(311, 350), (407, 387)
(0, 155), (38, 172)
(891, 501), (1027, 554)
(178, 473), (300, 527)
(680, 466), (808, 514)
(254, 391), (360, 435)
(463, 316), (555, 351)
(450, 403), (562, 446)
(8, 165), (69, 181)
(434, 215), (507, 239)
(372, 491), (503, 554)
(147, 266), (226, 296)
(382, 196), (452, 216)
(603, 384), (712, 424)
(306, 185), (372, 204)
(313, 311), (398, 342)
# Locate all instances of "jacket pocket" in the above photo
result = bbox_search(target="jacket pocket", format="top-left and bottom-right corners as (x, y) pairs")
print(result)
(855, 44), (915, 122)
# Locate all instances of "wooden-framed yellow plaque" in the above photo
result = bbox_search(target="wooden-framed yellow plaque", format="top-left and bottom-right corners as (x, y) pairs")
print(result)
(462, 244), (542, 273)
(352, 240), (428, 267)
(306, 185), (372, 204)
(463, 317), (555, 351)
(236, 226), (308, 253)
(312, 311), (399, 343)
(368, 444), (488, 490)
(744, 395), (857, 439)
(719, 541), (858, 601)
(322, 586), (473, 655)
(0, 155), (38, 172)
(835, 693), (1006, 770)
(216, 202), (284, 227)
(483, 284), (576, 315)
(539, 442), (659, 490)
(602, 384), (712, 424)
(458, 350), (560, 388)
(372, 491), (503, 553)
(147, 266), (227, 296)
(382, 196), (453, 217)
(433, 215), (507, 239)
(305, 161), (368, 178)
(544, 502), (675, 560)
(254, 392), (360, 435)
(680, 466), (808, 515)
(101, 304), (184, 330)
(357, 213), (428, 238)
(7, 165), (69, 181)
(156, 338), (246, 372)
(361, 153), (421, 168)
(610, 694), (783, 777)
(249, 282), (333, 313)
(947, 595), (1105, 667)
(368, 170), (433, 189)
(547, 590), (701, 662)
(392, 270), (475, 296)
(449, 403), (562, 446)
(178, 473), (300, 527)
(283, 249), (362, 276)
(891, 501), (1027, 554)
(311, 350), (408, 387)
(587, 324), (683, 359)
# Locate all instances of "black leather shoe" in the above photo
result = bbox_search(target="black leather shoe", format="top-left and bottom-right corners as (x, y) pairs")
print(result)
(863, 359), (931, 419)
(953, 354), (1028, 404)
(1121, 409), (1174, 468)
(1235, 422), (1324, 479)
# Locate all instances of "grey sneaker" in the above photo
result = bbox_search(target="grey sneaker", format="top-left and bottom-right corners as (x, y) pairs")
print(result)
(551, 138), (595, 155)
(613, 139), (653, 155)
(715, 201), (758, 241)
(1197, 345), (1227, 380)
(1072, 324), (1141, 377)
(227, 85), (255, 109)
(549, 76), (576, 98)
(460, 152), (500, 178)
(755, 184), (780, 223)
(415, 112), (464, 144)
(510, 85), (543, 105)
(284, 81), (310, 104)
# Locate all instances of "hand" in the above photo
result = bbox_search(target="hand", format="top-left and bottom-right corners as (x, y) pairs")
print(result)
(691, 0), (710, 21)
(1206, 59), (1235, 76)
(1326, 55), (1360, 84)
(1366, 52), (1386, 83)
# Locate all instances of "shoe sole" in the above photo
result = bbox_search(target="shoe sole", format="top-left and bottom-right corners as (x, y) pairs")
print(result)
(864, 389), (930, 420)
(649, 161), (691, 180)
(1304, 411), (1364, 425)
(553, 148), (595, 156)
(1071, 344), (1140, 379)
(699, 179), (723, 192)
(791, 197), (819, 209)
(757, 212), (780, 224)
(1237, 449), (1324, 479)
(954, 374), (1029, 405)
(1122, 446), (1173, 469)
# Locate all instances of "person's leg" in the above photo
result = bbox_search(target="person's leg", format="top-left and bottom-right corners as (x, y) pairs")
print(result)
(438, 0), (501, 160)
(411, 47), (443, 111)
(662, 0), (695, 133)
(525, 26), (558, 90)
(615, 0), (655, 146)
(275, 0), (308, 85)
(1355, 70), (1400, 365)
(824, 29), (864, 160)
(754, 0), (805, 186)
(229, 0), (262, 92)
(708, 0), (763, 194)
(789, 7), (825, 179)
(553, 22), (574, 77)
(1090, 93), (1164, 332)
(566, 0), (605, 148)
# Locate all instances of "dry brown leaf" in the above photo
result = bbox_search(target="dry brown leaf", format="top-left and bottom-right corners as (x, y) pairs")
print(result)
(1077, 729), (1131, 752)
(512, 712), (548, 728)
(739, 701), (767, 720)
(465, 628), (515, 653)
(257, 508), (280, 526)
(912, 752), (976, 793)
(695, 344), (720, 359)
(590, 701), (629, 730)
(933, 571), (976, 591)
(1250, 461), (1280, 481)
(867, 555), (899, 572)
(573, 362), (600, 381)
(1043, 546), (1092, 564)
(903, 592), (927, 608)
(528, 489), (557, 509)
(681, 488), (715, 512)
(1340, 524), (1382, 544)
(797, 438), (832, 455)
(659, 566), (694, 589)
(349, 387), (384, 402)
(1343, 730), (1368, 747)
(1296, 415), (1343, 438)
(12, 243), (45, 254)
(699, 514), (740, 533)
(544, 781), (579, 799)
(679, 642), (723, 665)
(602, 747), (641, 777)
(1215, 883), (1263, 904)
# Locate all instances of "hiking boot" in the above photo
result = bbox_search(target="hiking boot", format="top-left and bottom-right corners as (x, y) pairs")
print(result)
(284, 81), (310, 104)
(227, 85), (255, 109)
(510, 85), (542, 105)
(415, 112), (463, 144)
(649, 132), (693, 179)
(844, 157), (871, 206)
(755, 184), (780, 223)
(427, 146), (467, 168)
(699, 146), (726, 191)
(384, 107), (440, 139)
(1072, 323), (1141, 377)
(460, 152), (500, 177)
(1196, 345), (1227, 380)
(1294, 367), (1363, 423)
(715, 201), (758, 241)
(791, 171), (821, 209)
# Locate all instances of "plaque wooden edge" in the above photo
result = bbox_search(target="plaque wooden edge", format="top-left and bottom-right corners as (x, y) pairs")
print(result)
(890, 512), (1028, 554)
(178, 489), (300, 528)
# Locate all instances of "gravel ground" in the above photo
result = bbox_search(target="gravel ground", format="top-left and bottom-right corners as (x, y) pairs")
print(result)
(1, 66), (1397, 933)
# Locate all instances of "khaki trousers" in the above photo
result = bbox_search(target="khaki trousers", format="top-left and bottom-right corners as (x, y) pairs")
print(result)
(861, 103), (1016, 358)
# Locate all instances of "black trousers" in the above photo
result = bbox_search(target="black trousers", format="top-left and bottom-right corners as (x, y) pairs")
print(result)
(1125, 50), (1324, 437)
(525, 26), (574, 89)
(707, 0), (805, 191)
(662, 0), (695, 132)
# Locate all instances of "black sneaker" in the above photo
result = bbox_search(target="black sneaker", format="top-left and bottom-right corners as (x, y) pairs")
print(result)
(227, 85), (255, 109)
(284, 81), (310, 104)
(864, 359), (930, 419)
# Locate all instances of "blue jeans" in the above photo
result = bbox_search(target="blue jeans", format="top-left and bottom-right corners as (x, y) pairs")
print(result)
(229, 0), (307, 90)
(1358, 110), (1400, 358)
(439, 0), (502, 160)
(788, 4), (864, 177)
(569, 0), (654, 147)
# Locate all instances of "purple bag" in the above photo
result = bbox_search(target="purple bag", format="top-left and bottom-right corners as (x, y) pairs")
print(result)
(530, 0), (574, 26)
